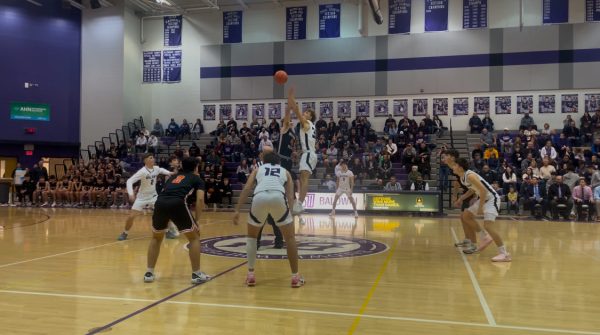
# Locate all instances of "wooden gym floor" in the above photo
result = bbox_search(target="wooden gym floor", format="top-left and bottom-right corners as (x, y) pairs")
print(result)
(1, 207), (600, 335)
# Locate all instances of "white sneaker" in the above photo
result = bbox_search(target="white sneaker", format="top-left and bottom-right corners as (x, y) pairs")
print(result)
(354, 211), (359, 218)
(329, 210), (335, 216)
(51, 202), (57, 208)
(292, 201), (304, 215)
(191, 271), (212, 284)
(144, 272), (155, 283)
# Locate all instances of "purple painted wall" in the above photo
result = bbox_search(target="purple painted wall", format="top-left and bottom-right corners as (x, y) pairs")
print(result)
(0, 0), (81, 147)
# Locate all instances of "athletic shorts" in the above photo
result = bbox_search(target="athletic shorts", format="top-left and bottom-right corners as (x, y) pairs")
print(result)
(131, 194), (158, 212)
(299, 152), (317, 173)
(281, 158), (297, 180)
(335, 188), (353, 198)
(248, 191), (292, 227)
(466, 197), (499, 221)
(152, 198), (197, 234)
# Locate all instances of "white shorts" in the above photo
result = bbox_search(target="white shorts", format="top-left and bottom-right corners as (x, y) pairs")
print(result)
(466, 197), (499, 221)
(248, 191), (292, 227)
(299, 151), (317, 173)
(131, 194), (158, 212)
(335, 189), (353, 198)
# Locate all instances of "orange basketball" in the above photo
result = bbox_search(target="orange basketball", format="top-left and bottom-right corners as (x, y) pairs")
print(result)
(274, 70), (288, 84)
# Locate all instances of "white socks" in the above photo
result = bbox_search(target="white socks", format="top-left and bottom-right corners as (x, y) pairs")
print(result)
(246, 237), (257, 270)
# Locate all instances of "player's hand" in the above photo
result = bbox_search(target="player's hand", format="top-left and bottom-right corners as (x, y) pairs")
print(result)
(232, 212), (240, 225)
(453, 199), (462, 208)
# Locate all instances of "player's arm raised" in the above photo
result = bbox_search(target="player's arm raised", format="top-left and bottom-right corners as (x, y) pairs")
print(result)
(288, 87), (308, 131)
(126, 169), (144, 203)
(468, 174), (487, 214)
(281, 100), (292, 133)
(233, 169), (258, 225)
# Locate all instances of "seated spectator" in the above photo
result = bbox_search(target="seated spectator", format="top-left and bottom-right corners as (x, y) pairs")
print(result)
(469, 113), (483, 133)
(502, 166), (518, 194)
(324, 144), (339, 170)
(384, 176), (402, 191)
(422, 114), (435, 134)
(408, 165), (421, 185)
(519, 112), (537, 130)
(563, 165), (580, 190)
(480, 128), (495, 149)
(236, 159), (250, 184)
(480, 164), (497, 185)
(471, 143), (483, 160)
(548, 175), (573, 219)
(594, 183), (600, 222)
(523, 176), (548, 217)
(147, 134), (158, 154)
(218, 177), (233, 208)
(173, 144), (184, 160)
(410, 175), (429, 191)
(401, 143), (416, 170)
(581, 121), (594, 146)
(135, 134), (147, 153)
(192, 118), (204, 139)
(563, 115), (574, 127)
(152, 119), (164, 136)
(573, 177), (594, 220)
(386, 124), (398, 141)
(432, 115), (446, 136)
(498, 128), (513, 153)
(385, 139), (398, 161)
(539, 140), (557, 161)
(322, 174), (336, 191)
(140, 127), (150, 138)
(378, 154), (393, 180)
(384, 114), (396, 132)
(188, 142), (200, 157)
(507, 185), (519, 215)
(483, 145), (499, 161)
(166, 118), (179, 137)
(482, 113), (494, 132)
(563, 121), (580, 147)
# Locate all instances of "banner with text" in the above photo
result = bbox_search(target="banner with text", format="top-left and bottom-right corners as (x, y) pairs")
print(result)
(543, 0), (568, 24)
(366, 193), (441, 212)
(223, 11), (242, 43)
(143, 51), (161, 83)
(463, 0), (487, 29)
(10, 102), (50, 121)
(286, 6), (307, 40)
(164, 15), (182, 46)
(389, 0), (411, 34)
(319, 4), (341, 38)
(587, 0), (600, 22)
(163, 50), (182, 83)
(425, 0), (448, 32)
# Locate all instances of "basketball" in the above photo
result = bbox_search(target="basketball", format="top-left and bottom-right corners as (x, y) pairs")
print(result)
(274, 70), (288, 84)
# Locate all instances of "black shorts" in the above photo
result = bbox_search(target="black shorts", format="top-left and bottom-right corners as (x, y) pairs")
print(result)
(152, 198), (197, 234)
(280, 158), (296, 180)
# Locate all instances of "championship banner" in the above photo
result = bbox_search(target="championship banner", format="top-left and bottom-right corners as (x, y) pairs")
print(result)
(425, 0), (448, 32)
(164, 15), (182, 46)
(586, 0), (600, 22)
(162, 50), (182, 83)
(10, 102), (50, 121)
(463, 0), (487, 29)
(223, 11), (242, 43)
(543, 0), (568, 24)
(143, 51), (161, 83)
(389, 0), (411, 34)
(286, 6), (307, 40)
(365, 193), (441, 212)
(319, 4), (341, 38)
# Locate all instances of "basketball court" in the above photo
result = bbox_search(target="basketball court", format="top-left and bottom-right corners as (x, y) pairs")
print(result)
(1, 207), (599, 335)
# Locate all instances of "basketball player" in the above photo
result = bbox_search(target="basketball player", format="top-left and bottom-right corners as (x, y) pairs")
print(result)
(451, 157), (511, 262)
(330, 160), (358, 217)
(288, 87), (317, 215)
(256, 144), (284, 249)
(117, 153), (172, 241)
(232, 151), (304, 288)
(144, 157), (211, 284)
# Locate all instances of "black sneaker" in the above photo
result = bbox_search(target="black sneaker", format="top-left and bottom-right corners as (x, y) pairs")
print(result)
(144, 272), (155, 283)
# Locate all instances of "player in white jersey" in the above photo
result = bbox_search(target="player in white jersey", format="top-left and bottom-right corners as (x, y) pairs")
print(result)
(287, 87), (317, 215)
(233, 152), (304, 288)
(330, 160), (358, 217)
(117, 153), (172, 241)
(451, 158), (511, 262)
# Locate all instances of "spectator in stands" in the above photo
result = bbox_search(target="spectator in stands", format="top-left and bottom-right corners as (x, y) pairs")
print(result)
(563, 114), (574, 127)
(236, 159), (250, 184)
(480, 128), (495, 149)
(384, 176), (402, 191)
(178, 119), (191, 139)
(523, 176), (548, 217)
(322, 174), (336, 191)
(140, 127), (150, 138)
(482, 112), (494, 132)
(192, 118), (204, 139)
(218, 177), (233, 208)
(581, 111), (593, 126)
(594, 183), (600, 222)
(563, 121), (580, 147)
(422, 114), (435, 134)
(135, 134), (147, 153)
(507, 185), (519, 215)
(480, 164), (497, 185)
(385, 139), (398, 161)
(166, 118), (179, 137)
(469, 113), (483, 133)
(502, 166), (518, 194)
(408, 165), (421, 186)
(258, 135), (273, 153)
(324, 144), (339, 171)
(432, 115), (445, 136)
(365, 154), (378, 179)
(573, 177), (594, 220)
(563, 165), (580, 190)
(499, 128), (513, 154)
(147, 134), (158, 154)
(349, 157), (366, 183)
(520, 112), (537, 130)
(580, 121), (593, 146)
(152, 119), (164, 136)
(483, 144), (499, 161)
(548, 175), (573, 219)
(338, 116), (349, 134)
(410, 175), (429, 191)
(173, 144), (184, 160)
(188, 142), (200, 157)
(379, 154), (393, 180)
(539, 157), (556, 182)
(386, 123), (398, 141)
(384, 114), (396, 132)
(401, 143), (416, 170)
(539, 140), (557, 161)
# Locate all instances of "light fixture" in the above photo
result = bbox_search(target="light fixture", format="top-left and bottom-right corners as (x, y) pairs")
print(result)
(25, 0), (42, 6)
(68, 0), (85, 10)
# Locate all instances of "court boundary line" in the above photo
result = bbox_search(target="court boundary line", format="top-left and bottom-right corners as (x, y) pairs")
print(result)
(1, 289), (599, 335)
(450, 227), (497, 326)
(0, 212), (50, 230)
(0, 236), (148, 269)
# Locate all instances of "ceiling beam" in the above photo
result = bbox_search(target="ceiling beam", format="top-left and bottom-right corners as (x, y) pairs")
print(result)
(236, 0), (248, 9)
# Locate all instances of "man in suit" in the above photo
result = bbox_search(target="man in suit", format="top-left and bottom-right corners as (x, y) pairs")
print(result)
(522, 176), (548, 218)
(572, 178), (594, 221)
(548, 175), (573, 220)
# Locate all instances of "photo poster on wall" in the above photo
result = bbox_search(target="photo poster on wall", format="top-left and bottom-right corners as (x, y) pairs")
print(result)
(517, 96), (533, 114)
(495, 96), (512, 114)
(269, 103), (282, 119)
(374, 100), (389, 117)
(338, 101), (352, 118)
(319, 4), (341, 38)
(164, 15), (182, 47)
(453, 97), (469, 116)
(425, 0), (449, 32)
(433, 98), (448, 115)
(543, 0), (569, 24)
(320, 102), (334, 118)
(162, 50), (182, 83)
(539, 95), (556, 113)
(356, 100), (370, 117)
(252, 103), (265, 120)
(586, 0), (600, 22)
(388, 0), (411, 34)
(474, 97), (490, 114)
(142, 51), (161, 83)
(413, 99), (428, 116)
(463, 0), (487, 29)
(561, 94), (579, 113)
(235, 104), (248, 120)
(203, 104), (216, 121)
(585, 94), (600, 113)
(393, 99), (408, 117)
(302, 101), (315, 113)
(219, 104), (232, 120)
(286, 6), (307, 40)
(223, 11), (242, 43)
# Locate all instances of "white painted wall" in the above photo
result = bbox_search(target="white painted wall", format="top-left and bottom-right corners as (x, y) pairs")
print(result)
(123, 6), (146, 124)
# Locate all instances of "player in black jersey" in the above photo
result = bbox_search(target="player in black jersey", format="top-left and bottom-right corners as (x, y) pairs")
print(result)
(144, 157), (211, 284)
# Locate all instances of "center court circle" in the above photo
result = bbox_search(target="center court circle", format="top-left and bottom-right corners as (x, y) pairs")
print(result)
(200, 234), (388, 260)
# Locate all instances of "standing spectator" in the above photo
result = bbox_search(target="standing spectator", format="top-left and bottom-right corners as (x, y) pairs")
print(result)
(192, 118), (204, 139)
(519, 112), (537, 130)
(482, 113), (494, 131)
(152, 119), (164, 136)
(469, 113), (483, 133)
(573, 178), (594, 220)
